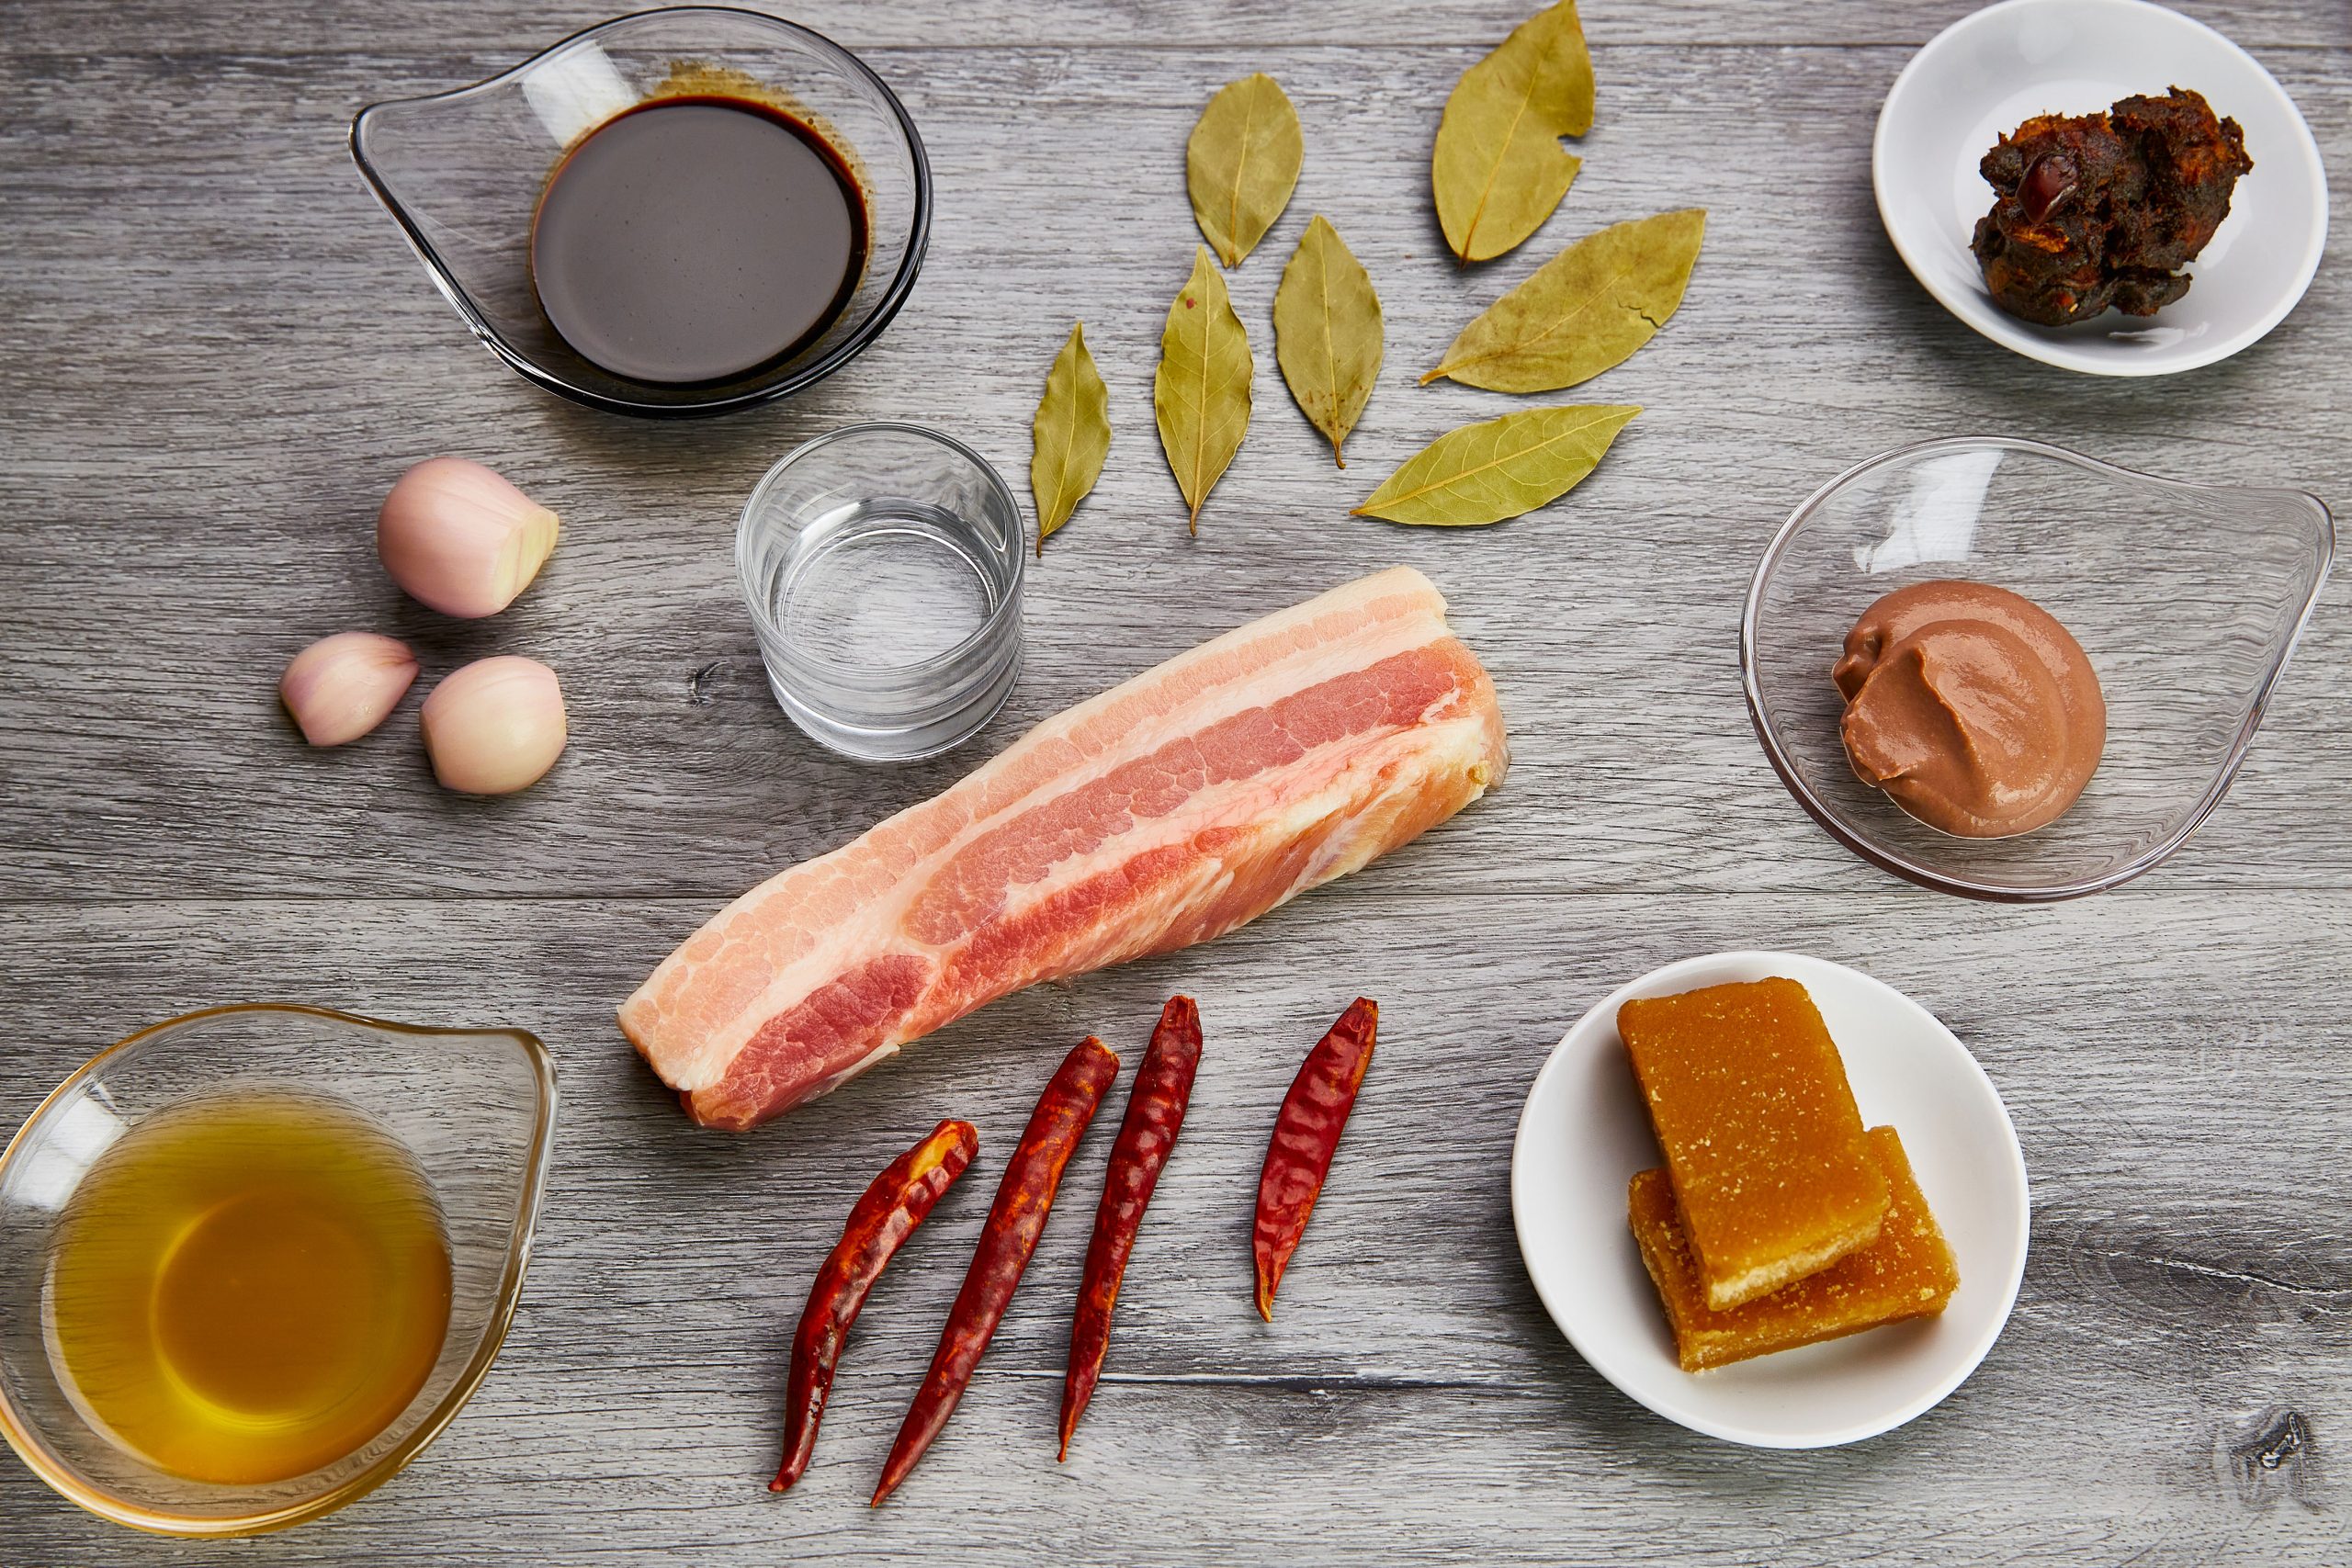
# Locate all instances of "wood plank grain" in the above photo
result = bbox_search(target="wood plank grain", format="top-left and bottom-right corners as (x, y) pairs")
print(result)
(0, 38), (2345, 902)
(0, 0), (2341, 54)
(1, 1), (2346, 1562)
(0, 890), (2343, 1564)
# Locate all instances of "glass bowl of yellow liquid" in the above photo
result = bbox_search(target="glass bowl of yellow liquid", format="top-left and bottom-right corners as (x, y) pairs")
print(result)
(0, 1005), (556, 1534)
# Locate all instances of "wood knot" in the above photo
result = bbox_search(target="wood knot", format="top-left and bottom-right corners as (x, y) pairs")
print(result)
(2221, 1408), (2320, 1510)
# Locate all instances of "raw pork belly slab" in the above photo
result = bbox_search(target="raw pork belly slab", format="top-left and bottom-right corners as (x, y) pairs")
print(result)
(621, 567), (1509, 1129)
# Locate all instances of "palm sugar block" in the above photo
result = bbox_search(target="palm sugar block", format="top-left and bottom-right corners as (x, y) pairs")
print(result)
(1618, 977), (1888, 1308)
(1629, 1125), (1959, 1371)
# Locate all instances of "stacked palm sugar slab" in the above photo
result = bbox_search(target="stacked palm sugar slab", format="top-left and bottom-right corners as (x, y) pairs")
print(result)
(1618, 978), (1957, 1371)
(1619, 978), (1889, 1306)
(1630, 1127), (1958, 1371)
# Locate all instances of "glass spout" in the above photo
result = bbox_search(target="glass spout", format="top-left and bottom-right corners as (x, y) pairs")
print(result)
(0, 1004), (557, 1535)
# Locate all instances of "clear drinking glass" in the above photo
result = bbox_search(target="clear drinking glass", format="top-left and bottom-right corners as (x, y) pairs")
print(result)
(349, 8), (930, 417)
(1741, 436), (2334, 900)
(0, 1005), (557, 1535)
(738, 423), (1028, 761)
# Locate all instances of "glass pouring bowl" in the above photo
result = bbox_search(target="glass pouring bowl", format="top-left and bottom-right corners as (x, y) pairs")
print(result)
(0, 1006), (557, 1535)
(1741, 436), (2334, 901)
(350, 7), (931, 417)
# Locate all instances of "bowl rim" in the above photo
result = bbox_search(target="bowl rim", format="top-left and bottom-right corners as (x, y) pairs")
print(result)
(1738, 434), (2335, 902)
(347, 5), (933, 419)
(0, 1003), (560, 1537)
(1871, 0), (2330, 378)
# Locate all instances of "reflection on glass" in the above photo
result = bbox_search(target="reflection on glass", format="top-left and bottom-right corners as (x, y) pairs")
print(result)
(1852, 447), (2000, 574)
(521, 44), (633, 147)
(10, 1098), (126, 1213)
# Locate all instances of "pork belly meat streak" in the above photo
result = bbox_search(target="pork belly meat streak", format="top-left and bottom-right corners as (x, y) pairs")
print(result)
(621, 568), (1509, 1130)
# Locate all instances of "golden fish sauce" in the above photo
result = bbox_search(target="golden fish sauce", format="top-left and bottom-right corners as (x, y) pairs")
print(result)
(43, 1092), (452, 1484)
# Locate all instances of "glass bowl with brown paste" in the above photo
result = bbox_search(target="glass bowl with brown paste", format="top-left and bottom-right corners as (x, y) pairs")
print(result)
(1741, 436), (2331, 900)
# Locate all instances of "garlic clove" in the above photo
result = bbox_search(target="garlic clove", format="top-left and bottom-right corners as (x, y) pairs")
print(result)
(280, 632), (420, 747)
(378, 457), (560, 619)
(420, 655), (568, 795)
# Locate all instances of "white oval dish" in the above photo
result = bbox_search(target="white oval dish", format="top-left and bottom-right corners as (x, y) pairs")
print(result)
(1873, 0), (2325, 377)
(1510, 951), (2029, 1449)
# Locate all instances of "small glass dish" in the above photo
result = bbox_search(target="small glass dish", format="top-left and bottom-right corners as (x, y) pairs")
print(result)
(738, 423), (1026, 761)
(350, 7), (930, 417)
(0, 1005), (557, 1535)
(1741, 436), (2333, 901)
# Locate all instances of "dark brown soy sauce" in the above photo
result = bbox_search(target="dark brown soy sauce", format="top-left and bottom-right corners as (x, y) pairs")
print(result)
(530, 95), (867, 386)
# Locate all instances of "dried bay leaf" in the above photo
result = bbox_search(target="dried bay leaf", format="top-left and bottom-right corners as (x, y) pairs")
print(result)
(1187, 73), (1304, 268)
(1432, 0), (1594, 265)
(1029, 321), (1111, 557)
(1351, 404), (1637, 526)
(1154, 245), (1253, 534)
(1272, 215), (1384, 468)
(1425, 209), (1706, 392)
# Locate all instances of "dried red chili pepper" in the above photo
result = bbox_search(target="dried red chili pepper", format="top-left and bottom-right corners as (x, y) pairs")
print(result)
(1058, 996), (1204, 1461)
(1252, 998), (1377, 1320)
(871, 1035), (1120, 1506)
(769, 1118), (978, 1495)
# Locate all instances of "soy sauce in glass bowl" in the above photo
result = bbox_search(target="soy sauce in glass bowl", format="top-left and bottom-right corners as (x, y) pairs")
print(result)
(351, 8), (930, 418)
(529, 93), (868, 386)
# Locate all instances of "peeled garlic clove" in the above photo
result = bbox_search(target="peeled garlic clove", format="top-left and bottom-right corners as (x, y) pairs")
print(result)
(421, 656), (568, 795)
(378, 457), (560, 618)
(279, 631), (419, 746)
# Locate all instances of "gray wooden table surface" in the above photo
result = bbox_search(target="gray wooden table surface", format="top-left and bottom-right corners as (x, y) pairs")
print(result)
(3, 1), (2347, 1562)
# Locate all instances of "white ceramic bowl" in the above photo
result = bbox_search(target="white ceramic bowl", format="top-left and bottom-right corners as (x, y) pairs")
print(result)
(1510, 952), (2029, 1449)
(1873, 0), (2325, 376)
